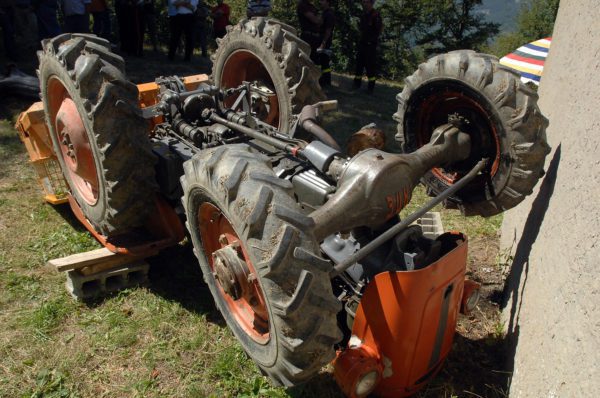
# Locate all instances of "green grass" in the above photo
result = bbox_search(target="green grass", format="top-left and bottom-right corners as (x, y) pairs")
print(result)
(0, 55), (508, 397)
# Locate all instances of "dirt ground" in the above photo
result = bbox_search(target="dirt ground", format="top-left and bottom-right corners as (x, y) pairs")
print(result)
(1, 43), (512, 397)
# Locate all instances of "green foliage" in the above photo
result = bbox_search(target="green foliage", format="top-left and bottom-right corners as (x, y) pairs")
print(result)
(491, 0), (559, 57)
(28, 369), (77, 398)
(416, 0), (500, 55)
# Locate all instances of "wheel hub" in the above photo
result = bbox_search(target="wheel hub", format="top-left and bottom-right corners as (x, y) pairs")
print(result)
(56, 97), (97, 182)
(212, 241), (251, 301)
(48, 79), (100, 206)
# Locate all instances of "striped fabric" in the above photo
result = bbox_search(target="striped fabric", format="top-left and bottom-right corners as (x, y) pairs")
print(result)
(500, 38), (551, 85)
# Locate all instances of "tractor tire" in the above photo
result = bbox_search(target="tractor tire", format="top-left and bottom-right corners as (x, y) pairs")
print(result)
(212, 17), (325, 134)
(38, 34), (156, 236)
(181, 144), (341, 386)
(394, 50), (551, 217)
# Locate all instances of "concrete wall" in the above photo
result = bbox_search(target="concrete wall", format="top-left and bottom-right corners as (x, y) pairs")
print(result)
(501, 1), (600, 396)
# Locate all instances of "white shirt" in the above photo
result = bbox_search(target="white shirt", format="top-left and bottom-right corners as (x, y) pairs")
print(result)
(168, 0), (198, 16)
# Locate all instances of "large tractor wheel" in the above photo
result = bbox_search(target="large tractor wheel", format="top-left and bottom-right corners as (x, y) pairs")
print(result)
(212, 17), (325, 134)
(394, 50), (551, 216)
(181, 144), (341, 386)
(39, 34), (156, 236)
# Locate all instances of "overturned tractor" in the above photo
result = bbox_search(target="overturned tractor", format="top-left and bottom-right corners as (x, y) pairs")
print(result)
(17, 18), (549, 398)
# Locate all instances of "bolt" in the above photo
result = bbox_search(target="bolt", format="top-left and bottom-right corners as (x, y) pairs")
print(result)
(247, 273), (257, 283)
(218, 234), (228, 245)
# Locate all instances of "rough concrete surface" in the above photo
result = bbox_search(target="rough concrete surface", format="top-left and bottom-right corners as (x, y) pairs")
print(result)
(500, 1), (600, 396)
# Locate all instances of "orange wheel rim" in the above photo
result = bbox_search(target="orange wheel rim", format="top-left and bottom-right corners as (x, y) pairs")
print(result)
(220, 50), (281, 129)
(47, 77), (99, 205)
(198, 202), (270, 343)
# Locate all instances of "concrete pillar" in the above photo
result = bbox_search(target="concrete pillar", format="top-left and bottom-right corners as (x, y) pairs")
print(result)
(501, 1), (600, 396)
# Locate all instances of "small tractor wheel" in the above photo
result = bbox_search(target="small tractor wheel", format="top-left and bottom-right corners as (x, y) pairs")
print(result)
(181, 144), (341, 386)
(394, 50), (551, 216)
(38, 34), (156, 235)
(212, 17), (325, 134)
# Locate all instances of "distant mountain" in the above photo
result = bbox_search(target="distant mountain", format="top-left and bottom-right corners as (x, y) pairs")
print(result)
(476, 0), (524, 33)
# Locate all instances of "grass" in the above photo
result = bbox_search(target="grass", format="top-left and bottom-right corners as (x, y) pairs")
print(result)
(0, 51), (510, 398)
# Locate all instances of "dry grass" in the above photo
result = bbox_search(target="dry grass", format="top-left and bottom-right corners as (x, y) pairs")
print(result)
(0, 50), (509, 397)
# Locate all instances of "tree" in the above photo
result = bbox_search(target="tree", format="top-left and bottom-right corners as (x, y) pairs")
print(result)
(491, 0), (560, 57)
(379, 0), (426, 80)
(416, 0), (500, 55)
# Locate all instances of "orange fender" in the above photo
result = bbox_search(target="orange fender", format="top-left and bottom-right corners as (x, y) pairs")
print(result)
(334, 232), (468, 398)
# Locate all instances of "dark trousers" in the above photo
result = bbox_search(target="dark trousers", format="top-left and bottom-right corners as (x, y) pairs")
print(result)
(0, 6), (17, 60)
(64, 13), (89, 33)
(36, 3), (61, 40)
(169, 14), (195, 61)
(300, 31), (320, 64)
(354, 41), (378, 90)
(318, 50), (331, 87)
(92, 10), (111, 40)
(116, 3), (144, 56)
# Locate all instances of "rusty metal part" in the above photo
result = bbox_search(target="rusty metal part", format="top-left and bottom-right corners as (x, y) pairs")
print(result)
(298, 103), (341, 151)
(346, 126), (385, 157)
(212, 242), (250, 301)
(312, 123), (472, 242)
(198, 202), (270, 343)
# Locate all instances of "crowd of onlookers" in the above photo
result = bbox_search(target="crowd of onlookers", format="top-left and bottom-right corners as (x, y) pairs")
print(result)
(0, 0), (234, 61)
(0, 0), (383, 92)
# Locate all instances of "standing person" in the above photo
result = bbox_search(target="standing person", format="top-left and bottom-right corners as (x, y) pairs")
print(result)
(194, 0), (209, 57)
(89, 0), (110, 40)
(246, 0), (269, 18)
(61, 0), (90, 33)
(296, 0), (320, 63)
(168, 0), (197, 61)
(210, 0), (229, 39)
(317, 0), (334, 87)
(353, 0), (382, 94)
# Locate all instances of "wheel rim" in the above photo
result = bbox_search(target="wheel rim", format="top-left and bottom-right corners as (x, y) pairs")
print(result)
(198, 202), (270, 344)
(220, 50), (281, 129)
(410, 83), (501, 184)
(47, 77), (99, 205)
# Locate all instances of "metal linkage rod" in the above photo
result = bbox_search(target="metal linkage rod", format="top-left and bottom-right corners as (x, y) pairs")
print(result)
(206, 112), (299, 154)
(330, 159), (488, 277)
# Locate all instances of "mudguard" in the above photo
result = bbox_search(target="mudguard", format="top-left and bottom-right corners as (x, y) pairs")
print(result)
(334, 232), (469, 398)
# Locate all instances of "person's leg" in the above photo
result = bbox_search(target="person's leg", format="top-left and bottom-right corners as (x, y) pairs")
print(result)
(198, 24), (207, 56)
(319, 51), (331, 87)
(36, 4), (61, 41)
(146, 12), (157, 51)
(99, 9), (111, 40)
(354, 43), (366, 88)
(168, 15), (184, 60)
(183, 14), (194, 61)
(134, 5), (144, 56)
(365, 45), (377, 93)
(92, 12), (101, 35)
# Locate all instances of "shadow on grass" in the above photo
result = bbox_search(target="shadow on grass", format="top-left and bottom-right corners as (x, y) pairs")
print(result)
(145, 242), (225, 326)
(415, 333), (510, 398)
